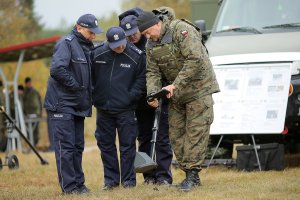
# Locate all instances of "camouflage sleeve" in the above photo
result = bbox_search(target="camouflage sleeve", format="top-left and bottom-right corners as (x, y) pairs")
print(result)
(146, 48), (162, 95)
(172, 21), (207, 90)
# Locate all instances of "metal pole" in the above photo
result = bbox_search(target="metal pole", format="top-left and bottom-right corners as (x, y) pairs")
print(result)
(150, 101), (162, 161)
(251, 134), (262, 171)
(0, 67), (10, 115)
(207, 134), (224, 169)
(13, 50), (25, 125)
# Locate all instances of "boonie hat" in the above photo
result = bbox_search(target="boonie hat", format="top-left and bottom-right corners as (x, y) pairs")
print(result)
(77, 14), (102, 34)
(120, 15), (139, 36)
(106, 26), (127, 49)
(152, 6), (176, 21)
(137, 11), (160, 33)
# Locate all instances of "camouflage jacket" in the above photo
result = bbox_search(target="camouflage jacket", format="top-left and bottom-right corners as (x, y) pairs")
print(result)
(145, 18), (220, 104)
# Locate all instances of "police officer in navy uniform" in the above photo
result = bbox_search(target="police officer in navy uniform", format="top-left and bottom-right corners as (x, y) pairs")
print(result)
(44, 14), (102, 195)
(119, 8), (173, 185)
(92, 27), (145, 190)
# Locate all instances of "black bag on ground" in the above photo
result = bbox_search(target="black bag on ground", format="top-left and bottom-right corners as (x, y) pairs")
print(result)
(236, 143), (284, 171)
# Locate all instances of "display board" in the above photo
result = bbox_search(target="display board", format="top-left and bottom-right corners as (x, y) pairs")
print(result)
(210, 63), (291, 135)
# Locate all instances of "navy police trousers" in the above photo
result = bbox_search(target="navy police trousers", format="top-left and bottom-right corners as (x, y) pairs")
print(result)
(136, 103), (173, 184)
(48, 112), (85, 193)
(95, 110), (138, 187)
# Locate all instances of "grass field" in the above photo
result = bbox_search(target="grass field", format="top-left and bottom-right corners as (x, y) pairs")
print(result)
(1, 113), (300, 199)
(1, 145), (300, 200)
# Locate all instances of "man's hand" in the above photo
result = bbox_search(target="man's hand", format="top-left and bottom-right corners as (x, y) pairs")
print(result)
(162, 84), (176, 98)
(147, 98), (159, 108)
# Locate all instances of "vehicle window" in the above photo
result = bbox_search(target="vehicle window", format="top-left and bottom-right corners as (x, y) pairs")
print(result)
(215, 0), (300, 33)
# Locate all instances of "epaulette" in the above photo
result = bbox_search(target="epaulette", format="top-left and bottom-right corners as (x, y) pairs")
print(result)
(130, 44), (143, 55)
(65, 34), (75, 42)
(93, 42), (104, 50)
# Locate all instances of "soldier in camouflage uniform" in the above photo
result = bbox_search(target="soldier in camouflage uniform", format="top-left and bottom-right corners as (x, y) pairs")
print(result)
(23, 77), (42, 146)
(137, 9), (220, 192)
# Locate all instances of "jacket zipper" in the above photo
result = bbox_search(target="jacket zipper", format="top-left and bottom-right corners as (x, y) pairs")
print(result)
(107, 57), (116, 107)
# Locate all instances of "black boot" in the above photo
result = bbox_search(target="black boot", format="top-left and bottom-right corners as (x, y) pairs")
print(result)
(179, 169), (201, 192)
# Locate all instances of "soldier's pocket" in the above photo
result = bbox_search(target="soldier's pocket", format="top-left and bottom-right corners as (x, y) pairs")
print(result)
(203, 95), (214, 125)
(152, 45), (173, 62)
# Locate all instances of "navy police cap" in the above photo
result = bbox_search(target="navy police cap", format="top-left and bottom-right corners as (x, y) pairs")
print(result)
(106, 26), (127, 49)
(120, 15), (139, 36)
(77, 14), (102, 34)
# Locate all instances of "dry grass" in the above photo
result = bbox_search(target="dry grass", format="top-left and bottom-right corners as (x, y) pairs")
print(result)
(1, 111), (300, 199)
(1, 147), (300, 200)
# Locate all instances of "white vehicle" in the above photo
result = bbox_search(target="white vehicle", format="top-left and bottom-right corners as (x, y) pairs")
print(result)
(202, 0), (300, 149)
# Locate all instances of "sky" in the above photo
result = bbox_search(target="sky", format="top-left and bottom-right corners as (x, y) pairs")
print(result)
(34, 0), (123, 29)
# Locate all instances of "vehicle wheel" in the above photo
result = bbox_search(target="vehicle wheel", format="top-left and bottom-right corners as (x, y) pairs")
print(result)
(0, 158), (2, 170)
(8, 155), (19, 170)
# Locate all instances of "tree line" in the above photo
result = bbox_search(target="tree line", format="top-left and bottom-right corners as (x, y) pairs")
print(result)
(0, 0), (191, 98)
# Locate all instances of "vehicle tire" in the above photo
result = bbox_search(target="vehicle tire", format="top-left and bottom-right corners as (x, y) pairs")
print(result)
(8, 155), (19, 170)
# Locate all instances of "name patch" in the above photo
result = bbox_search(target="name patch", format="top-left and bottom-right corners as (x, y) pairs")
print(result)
(53, 114), (64, 118)
(96, 60), (106, 64)
(77, 57), (86, 61)
(120, 63), (131, 68)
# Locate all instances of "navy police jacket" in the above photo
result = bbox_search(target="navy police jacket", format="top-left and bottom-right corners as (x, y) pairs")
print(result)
(44, 30), (93, 117)
(91, 42), (146, 113)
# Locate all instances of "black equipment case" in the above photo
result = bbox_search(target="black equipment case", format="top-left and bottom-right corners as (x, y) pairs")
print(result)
(236, 143), (284, 171)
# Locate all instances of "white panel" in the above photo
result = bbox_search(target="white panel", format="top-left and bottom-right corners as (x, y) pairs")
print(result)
(210, 63), (291, 135)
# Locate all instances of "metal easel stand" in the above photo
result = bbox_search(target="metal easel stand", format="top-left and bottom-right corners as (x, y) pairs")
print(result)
(251, 134), (262, 171)
(206, 134), (262, 171)
(25, 114), (40, 147)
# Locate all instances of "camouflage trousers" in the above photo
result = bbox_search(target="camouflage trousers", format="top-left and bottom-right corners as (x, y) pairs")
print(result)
(169, 94), (214, 171)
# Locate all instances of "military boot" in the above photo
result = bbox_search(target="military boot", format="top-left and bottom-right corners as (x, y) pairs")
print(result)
(179, 169), (201, 192)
